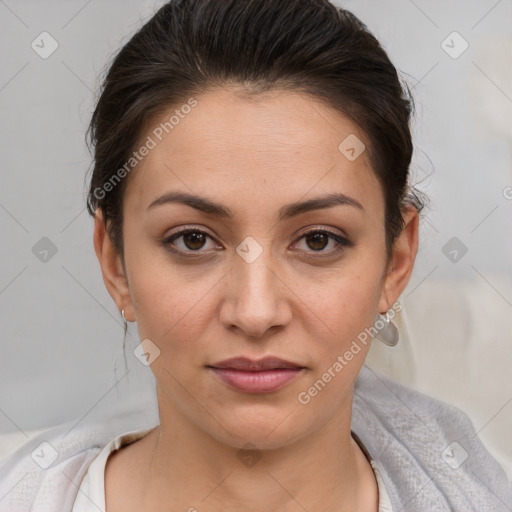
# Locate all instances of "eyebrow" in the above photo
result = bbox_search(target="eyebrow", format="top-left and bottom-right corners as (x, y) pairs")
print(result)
(147, 191), (364, 221)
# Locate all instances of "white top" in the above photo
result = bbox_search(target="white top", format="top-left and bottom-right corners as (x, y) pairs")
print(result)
(72, 427), (393, 511)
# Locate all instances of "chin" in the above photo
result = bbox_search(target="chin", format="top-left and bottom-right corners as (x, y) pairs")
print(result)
(206, 409), (310, 451)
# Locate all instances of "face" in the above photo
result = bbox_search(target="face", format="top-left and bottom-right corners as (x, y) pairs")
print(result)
(95, 88), (418, 450)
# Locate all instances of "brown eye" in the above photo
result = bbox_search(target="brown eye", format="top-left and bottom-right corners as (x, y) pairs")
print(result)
(293, 228), (353, 257)
(182, 231), (207, 250)
(162, 228), (218, 254)
(305, 231), (329, 251)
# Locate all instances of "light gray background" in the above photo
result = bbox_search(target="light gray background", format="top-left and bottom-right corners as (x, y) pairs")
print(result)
(0, 0), (511, 473)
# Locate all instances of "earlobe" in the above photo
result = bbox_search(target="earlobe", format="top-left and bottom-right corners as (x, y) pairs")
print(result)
(377, 205), (419, 313)
(93, 208), (133, 320)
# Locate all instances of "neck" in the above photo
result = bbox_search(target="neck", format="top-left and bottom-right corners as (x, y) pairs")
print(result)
(125, 388), (379, 512)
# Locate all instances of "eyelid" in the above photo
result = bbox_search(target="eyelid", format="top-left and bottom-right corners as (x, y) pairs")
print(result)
(294, 225), (348, 240)
(290, 227), (352, 256)
(161, 226), (220, 255)
(161, 225), (352, 256)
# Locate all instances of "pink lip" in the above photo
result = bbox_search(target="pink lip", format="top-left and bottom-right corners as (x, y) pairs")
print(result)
(207, 356), (306, 393)
(209, 368), (304, 393)
(209, 356), (304, 371)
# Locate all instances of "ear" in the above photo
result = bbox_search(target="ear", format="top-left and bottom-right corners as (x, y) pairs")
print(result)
(377, 205), (419, 314)
(93, 208), (134, 321)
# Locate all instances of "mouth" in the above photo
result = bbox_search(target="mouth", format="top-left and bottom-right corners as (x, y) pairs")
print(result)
(206, 356), (306, 393)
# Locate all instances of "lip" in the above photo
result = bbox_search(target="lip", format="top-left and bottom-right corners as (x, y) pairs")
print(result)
(209, 356), (304, 371)
(209, 368), (304, 393)
(207, 356), (306, 393)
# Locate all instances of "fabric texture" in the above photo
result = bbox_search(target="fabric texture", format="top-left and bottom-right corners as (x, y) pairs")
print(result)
(352, 366), (512, 510)
(71, 427), (156, 512)
(0, 364), (511, 511)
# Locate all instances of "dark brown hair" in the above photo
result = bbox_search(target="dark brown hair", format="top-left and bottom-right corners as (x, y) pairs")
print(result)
(86, 0), (428, 263)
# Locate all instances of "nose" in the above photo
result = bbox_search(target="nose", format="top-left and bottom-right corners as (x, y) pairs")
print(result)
(219, 244), (292, 338)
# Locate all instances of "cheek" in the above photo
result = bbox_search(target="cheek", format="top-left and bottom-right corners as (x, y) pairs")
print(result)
(303, 261), (383, 345)
(297, 270), (382, 406)
(127, 254), (217, 355)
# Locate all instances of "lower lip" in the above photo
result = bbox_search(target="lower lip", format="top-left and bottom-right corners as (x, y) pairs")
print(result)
(208, 368), (304, 393)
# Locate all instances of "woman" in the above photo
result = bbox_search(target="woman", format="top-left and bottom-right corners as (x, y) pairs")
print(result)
(1, 0), (511, 510)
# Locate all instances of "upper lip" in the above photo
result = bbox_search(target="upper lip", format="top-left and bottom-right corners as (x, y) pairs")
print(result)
(208, 356), (305, 371)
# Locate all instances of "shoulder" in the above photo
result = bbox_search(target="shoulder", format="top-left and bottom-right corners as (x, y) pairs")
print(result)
(353, 364), (476, 431)
(352, 365), (512, 511)
(0, 418), (150, 511)
(0, 430), (100, 511)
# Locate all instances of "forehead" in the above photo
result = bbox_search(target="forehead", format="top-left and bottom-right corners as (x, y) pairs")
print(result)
(123, 87), (383, 222)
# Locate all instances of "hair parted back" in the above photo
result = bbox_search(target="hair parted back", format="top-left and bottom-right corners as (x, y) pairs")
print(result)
(86, 0), (427, 263)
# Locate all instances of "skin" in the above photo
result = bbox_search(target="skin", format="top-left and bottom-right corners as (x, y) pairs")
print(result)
(94, 87), (419, 511)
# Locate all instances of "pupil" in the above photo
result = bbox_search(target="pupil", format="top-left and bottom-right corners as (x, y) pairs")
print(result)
(307, 233), (327, 251)
(185, 232), (205, 250)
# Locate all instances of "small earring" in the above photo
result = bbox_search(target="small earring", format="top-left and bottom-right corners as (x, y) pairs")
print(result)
(374, 310), (399, 347)
(120, 308), (130, 373)
(121, 308), (128, 351)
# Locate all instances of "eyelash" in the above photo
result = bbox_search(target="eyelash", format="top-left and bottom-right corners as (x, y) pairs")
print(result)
(161, 227), (353, 259)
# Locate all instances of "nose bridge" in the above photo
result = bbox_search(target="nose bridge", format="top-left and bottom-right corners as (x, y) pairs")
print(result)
(235, 236), (278, 304)
(224, 236), (288, 336)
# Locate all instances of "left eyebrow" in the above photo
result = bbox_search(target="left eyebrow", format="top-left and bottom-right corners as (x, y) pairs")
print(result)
(278, 193), (364, 220)
(147, 191), (364, 221)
